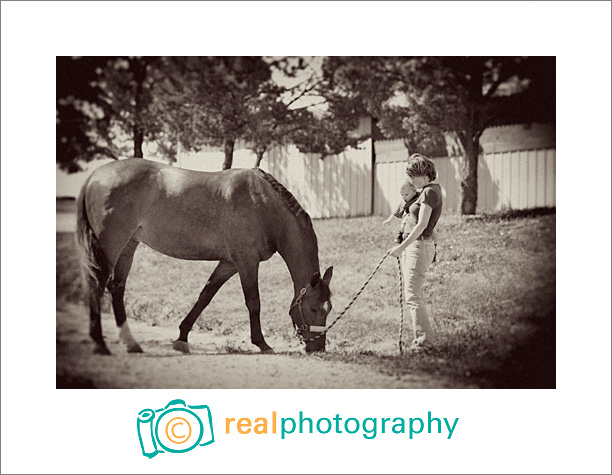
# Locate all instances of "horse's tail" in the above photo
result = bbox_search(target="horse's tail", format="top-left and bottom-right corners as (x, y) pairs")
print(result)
(76, 175), (108, 289)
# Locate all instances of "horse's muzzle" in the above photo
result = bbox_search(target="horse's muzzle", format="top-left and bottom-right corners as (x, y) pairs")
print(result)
(305, 334), (326, 353)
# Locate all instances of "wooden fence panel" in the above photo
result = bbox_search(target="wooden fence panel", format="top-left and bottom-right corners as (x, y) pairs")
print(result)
(519, 150), (529, 209)
(263, 142), (372, 219)
(535, 149), (546, 207)
(528, 152), (538, 208)
(176, 137), (554, 218)
(545, 149), (556, 207)
(374, 138), (556, 215)
(511, 151), (521, 208)
(476, 148), (556, 213)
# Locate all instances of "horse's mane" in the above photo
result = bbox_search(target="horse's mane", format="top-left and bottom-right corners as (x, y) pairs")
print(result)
(253, 168), (313, 229)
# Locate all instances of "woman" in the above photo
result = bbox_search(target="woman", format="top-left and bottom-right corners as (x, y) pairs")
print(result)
(389, 154), (443, 350)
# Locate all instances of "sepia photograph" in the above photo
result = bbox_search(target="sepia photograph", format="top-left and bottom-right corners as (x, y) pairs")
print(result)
(56, 56), (556, 389)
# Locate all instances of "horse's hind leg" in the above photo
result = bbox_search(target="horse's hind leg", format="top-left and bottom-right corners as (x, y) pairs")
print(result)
(107, 240), (142, 353)
(173, 260), (238, 354)
(87, 263), (112, 355)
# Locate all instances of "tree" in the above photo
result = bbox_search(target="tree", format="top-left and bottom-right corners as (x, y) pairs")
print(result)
(153, 56), (366, 169)
(256, 59), (369, 161)
(290, 102), (365, 159)
(58, 56), (374, 173)
(98, 56), (161, 158)
(321, 56), (555, 214)
(57, 56), (164, 171)
(241, 66), (366, 166)
(240, 82), (297, 167)
(154, 57), (274, 170)
(56, 57), (117, 172)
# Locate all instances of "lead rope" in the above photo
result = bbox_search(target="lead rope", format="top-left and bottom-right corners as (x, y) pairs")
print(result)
(304, 251), (408, 355)
(303, 252), (391, 343)
(397, 256), (405, 355)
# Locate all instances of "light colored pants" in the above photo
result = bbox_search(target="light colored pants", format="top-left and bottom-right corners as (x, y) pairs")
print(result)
(402, 239), (436, 345)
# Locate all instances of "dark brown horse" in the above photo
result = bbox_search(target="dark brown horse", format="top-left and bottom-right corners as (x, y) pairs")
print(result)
(76, 158), (333, 355)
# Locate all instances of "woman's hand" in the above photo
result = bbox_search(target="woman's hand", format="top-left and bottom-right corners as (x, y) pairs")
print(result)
(388, 245), (403, 258)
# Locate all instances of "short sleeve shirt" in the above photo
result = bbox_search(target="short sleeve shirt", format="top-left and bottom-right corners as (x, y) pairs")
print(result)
(404, 184), (443, 238)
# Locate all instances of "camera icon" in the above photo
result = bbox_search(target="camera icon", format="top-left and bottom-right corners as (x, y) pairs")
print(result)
(137, 399), (214, 458)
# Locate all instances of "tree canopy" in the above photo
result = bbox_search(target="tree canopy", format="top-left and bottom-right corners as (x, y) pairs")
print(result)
(57, 57), (115, 172)
(57, 56), (366, 172)
(320, 56), (555, 213)
(57, 56), (164, 171)
(57, 56), (555, 214)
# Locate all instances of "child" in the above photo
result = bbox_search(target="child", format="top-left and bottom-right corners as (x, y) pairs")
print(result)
(382, 180), (419, 243)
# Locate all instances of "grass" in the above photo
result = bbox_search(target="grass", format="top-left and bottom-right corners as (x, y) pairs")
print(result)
(56, 209), (555, 388)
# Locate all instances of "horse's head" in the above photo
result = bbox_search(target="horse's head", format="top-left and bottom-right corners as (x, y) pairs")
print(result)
(289, 266), (333, 353)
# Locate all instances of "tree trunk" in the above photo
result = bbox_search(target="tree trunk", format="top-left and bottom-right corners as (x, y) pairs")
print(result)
(222, 137), (234, 170)
(460, 135), (479, 215)
(255, 148), (266, 168)
(175, 139), (182, 167)
(133, 127), (144, 158)
(132, 58), (147, 159)
(403, 138), (416, 156)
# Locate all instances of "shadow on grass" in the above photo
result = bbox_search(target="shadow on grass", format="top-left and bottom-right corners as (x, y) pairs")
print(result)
(475, 314), (556, 389)
(317, 313), (556, 389)
(57, 372), (96, 389)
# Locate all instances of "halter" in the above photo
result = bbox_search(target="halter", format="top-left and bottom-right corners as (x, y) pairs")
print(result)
(289, 286), (327, 341)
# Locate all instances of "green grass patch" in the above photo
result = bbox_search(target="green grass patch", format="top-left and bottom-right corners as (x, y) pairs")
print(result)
(56, 212), (555, 388)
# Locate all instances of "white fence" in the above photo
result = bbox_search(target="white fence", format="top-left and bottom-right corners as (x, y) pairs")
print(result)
(57, 135), (555, 218)
(181, 141), (555, 217)
(478, 148), (556, 213)
(179, 145), (260, 172)
(374, 139), (556, 215)
(179, 142), (373, 219)
(265, 143), (372, 218)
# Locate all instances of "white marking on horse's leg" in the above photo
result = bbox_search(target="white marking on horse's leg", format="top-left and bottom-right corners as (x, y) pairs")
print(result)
(119, 322), (143, 353)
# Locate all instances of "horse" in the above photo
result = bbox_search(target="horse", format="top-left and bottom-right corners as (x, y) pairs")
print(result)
(76, 158), (333, 355)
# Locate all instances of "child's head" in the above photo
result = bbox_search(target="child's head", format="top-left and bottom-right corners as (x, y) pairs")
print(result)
(400, 180), (417, 202)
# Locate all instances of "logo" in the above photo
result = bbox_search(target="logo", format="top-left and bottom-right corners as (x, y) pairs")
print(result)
(137, 399), (214, 458)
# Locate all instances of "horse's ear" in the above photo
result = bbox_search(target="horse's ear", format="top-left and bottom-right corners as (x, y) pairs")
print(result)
(310, 272), (321, 287)
(322, 266), (333, 285)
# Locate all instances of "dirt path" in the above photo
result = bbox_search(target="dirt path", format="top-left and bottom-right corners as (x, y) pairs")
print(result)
(57, 304), (471, 389)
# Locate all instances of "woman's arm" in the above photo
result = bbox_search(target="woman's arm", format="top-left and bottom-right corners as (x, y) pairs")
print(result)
(389, 203), (432, 257)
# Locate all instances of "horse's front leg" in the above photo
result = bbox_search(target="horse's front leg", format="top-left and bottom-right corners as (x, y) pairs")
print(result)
(237, 264), (273, 354)
(173, 260), (238, 354)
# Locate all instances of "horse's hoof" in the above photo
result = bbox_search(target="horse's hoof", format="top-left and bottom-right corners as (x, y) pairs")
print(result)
(173, 340), (191, 354)
(128, 343), (144, 353)
(261, 347), (275, 354)
(94, 344), (111, 355)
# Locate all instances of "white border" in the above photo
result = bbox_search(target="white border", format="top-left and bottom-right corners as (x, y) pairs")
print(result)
(2, 2), (611, 474)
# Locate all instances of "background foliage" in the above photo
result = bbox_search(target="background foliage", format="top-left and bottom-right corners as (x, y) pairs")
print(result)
(57, 56), (555, 214)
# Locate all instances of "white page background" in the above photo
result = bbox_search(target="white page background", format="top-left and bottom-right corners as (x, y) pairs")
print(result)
(1, 2), (610, 474)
